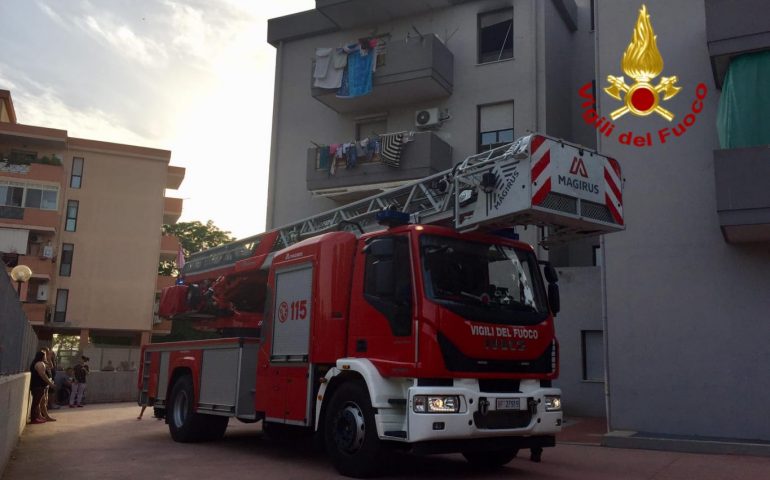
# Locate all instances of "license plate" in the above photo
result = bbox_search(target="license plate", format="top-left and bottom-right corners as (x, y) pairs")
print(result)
(496, 398), (521, 410)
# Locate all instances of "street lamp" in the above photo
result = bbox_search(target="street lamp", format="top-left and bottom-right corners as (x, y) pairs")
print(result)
(10, 264), (32, 300)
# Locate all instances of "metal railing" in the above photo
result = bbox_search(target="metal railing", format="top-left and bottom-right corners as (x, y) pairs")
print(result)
(0, 272), (39, 375)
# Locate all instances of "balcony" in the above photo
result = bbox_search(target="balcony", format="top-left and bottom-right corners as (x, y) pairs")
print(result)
(307, 131), (451, 202)
(311, 34), (453, 113)
(156, 274), (176, 292)
(17, 254), (55, 278)
(22, 302), (47, 324)
(0, 160), (65, 183)
(705, 0), (770, 87)
(166, 165), (185, 190)
(159, 235), (181, 261)
(0, 207), (60, 231)
(714, 145), (770, 243)
(163, 197), (183, 224)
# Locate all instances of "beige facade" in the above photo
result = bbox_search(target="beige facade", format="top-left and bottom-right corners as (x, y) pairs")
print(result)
(0, 89), (184, 349)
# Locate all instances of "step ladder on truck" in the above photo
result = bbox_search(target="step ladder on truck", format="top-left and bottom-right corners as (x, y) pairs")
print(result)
(142, 134), (624, 477)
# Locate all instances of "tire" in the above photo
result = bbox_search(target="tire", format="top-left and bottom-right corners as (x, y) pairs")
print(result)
(324, 381), (381, 478)
(168, 374), (228, 442)
(462, 449), (518, 469)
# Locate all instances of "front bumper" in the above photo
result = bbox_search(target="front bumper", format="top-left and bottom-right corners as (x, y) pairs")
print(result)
(399, 379), (562, 443)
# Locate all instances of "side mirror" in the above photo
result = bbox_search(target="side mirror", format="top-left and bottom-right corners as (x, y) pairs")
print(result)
(548, 283), (560, 316)
(364, 238), (394, 258)
(373, 259), (394, 297)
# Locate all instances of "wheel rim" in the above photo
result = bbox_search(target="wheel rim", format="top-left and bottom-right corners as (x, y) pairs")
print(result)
(333, 402), (365, 454)
(173, 389), (188, 427)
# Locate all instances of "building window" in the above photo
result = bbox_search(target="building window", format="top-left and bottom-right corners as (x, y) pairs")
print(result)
(54, 289), (69, 322)
(581, 330), (604, 382)
(356, 117), (387, 141)
(59, 243), (74, 277)
(478, 8), (513, 63)
(23, 185), (59, 210)
(70, 157), (84, 189)
(65, 200), (79, 232)
(0, 182), (24, 207)
(717, 50), (770, 148)
(478, 101), (514, 152)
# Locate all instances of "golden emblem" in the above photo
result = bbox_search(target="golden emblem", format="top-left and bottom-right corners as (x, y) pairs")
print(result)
(604, 4), (680, 121)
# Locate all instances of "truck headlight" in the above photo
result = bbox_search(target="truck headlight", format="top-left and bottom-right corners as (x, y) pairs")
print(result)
(413, 395), (460, 413)
(544, 395), (562, 412)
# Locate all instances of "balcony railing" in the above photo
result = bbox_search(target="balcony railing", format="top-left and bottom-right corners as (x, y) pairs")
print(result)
(311, 34), (453, 113)
(17, 255), (55, 278)
(705, 0), (770, 87)
(163, 197), (183, 224)
(22, 302), (47, 324)
(307, 131), (452, 201)
(159, 235), (181, 260)
(714, 145), (770, 243)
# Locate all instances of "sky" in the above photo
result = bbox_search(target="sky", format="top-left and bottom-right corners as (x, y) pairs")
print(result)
(0, 0), (314, 239)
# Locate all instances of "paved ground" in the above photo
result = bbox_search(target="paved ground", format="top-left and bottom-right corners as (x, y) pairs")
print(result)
(4, 403), (770, 479)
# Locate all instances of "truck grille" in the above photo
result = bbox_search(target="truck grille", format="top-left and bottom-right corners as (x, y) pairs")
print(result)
(473, 410), (532, 430)
(580, 200), (614, 223)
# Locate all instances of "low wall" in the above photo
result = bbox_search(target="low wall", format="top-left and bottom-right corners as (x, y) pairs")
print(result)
(0, 373), (30, 476)
(83, 371), (138, 403)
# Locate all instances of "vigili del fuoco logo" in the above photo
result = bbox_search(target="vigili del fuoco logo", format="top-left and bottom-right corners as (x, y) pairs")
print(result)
(578, 4), (708, 147)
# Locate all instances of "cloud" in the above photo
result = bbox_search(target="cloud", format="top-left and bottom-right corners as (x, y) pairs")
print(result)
(82, 15), (169, 68)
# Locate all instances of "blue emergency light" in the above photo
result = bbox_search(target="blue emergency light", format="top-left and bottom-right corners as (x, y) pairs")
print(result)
(376, 209), (410, 228)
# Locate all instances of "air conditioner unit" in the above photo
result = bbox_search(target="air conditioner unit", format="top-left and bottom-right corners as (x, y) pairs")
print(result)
(37, 284), (49, 301)
(415, 108), (440, 128)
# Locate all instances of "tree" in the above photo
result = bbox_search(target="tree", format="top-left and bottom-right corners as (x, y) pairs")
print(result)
(159, 220), (235, 276)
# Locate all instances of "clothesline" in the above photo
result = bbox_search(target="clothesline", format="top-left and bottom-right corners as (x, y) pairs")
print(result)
(313, 131), (415, 174)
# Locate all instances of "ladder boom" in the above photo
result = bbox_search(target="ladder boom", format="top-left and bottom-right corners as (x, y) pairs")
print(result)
(182, 134), (624, 279)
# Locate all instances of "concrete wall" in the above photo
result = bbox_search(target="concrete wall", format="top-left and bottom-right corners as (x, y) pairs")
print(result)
(553, 267), (605, 417)
(0, 373), (30, 477)
(596, 0), (770, 440)
(84, 371), (138, 403)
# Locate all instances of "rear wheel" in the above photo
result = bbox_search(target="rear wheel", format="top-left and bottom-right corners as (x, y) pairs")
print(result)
(168, 374), (228, 442)
(324, 381), (381, 478)
(462, 449), (518, 469)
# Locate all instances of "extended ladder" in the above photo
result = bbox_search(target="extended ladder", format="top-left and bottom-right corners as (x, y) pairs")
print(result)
(182, 134), (624, 279)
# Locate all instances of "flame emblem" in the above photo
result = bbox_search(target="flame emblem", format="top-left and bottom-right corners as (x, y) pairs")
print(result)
(604, 5), (680, 121)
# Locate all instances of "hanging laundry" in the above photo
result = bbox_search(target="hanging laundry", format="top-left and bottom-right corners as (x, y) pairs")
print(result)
(336, 43), (374, 98)
(314, 47), (347, 89)
(346, 143), (358, 169)
(318, 146), (331, 170)
(380, 132), (404, 167)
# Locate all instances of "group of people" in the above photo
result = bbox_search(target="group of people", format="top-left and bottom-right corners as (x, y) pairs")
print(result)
(29, 350), (89, 424)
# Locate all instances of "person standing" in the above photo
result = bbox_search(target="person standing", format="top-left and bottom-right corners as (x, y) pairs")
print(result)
(30, 351), (55, 424)
(69, 355), (89, 407)
(39, 348), (57, 421)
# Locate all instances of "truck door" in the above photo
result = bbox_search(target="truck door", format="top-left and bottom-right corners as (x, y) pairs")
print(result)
(265, 262), (314, 425)
(349, 234), (416, 367)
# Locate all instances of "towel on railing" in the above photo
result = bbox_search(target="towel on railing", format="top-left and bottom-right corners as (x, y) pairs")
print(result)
(380, 132), (404, 167)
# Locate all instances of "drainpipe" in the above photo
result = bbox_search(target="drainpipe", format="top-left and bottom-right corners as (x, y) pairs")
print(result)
(265, 41), (284, 231)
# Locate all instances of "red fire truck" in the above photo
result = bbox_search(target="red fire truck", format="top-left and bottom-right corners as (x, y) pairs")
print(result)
(141, 134), (624, 477)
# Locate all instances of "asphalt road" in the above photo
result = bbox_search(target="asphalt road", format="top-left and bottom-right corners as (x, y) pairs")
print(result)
(4, 403), (770, 480)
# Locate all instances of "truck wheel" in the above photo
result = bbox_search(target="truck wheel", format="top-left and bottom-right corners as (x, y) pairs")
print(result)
(462, 449), (518, 468)
(324, 381), (380, 478)
(168, 374), (227, 442)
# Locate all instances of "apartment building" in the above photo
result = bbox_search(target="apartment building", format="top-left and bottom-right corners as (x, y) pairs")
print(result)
(266, 0), (770, 448)
(0, 89), (185, 358)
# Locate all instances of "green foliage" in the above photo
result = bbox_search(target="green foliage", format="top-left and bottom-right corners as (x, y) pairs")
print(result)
(158, 220), (235, 276)
(52, 334), (80, 353)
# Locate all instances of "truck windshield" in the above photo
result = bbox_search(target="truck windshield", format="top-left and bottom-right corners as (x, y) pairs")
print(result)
(420, 235), (548, 324)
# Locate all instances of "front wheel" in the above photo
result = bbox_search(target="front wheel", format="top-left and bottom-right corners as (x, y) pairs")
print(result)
(168, 374), (228, 442)
(324, 381), (381, 478)
(462, 449), (518, 469)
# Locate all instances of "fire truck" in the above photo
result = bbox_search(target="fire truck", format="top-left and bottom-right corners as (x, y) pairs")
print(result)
(141, 134), (624, 477)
